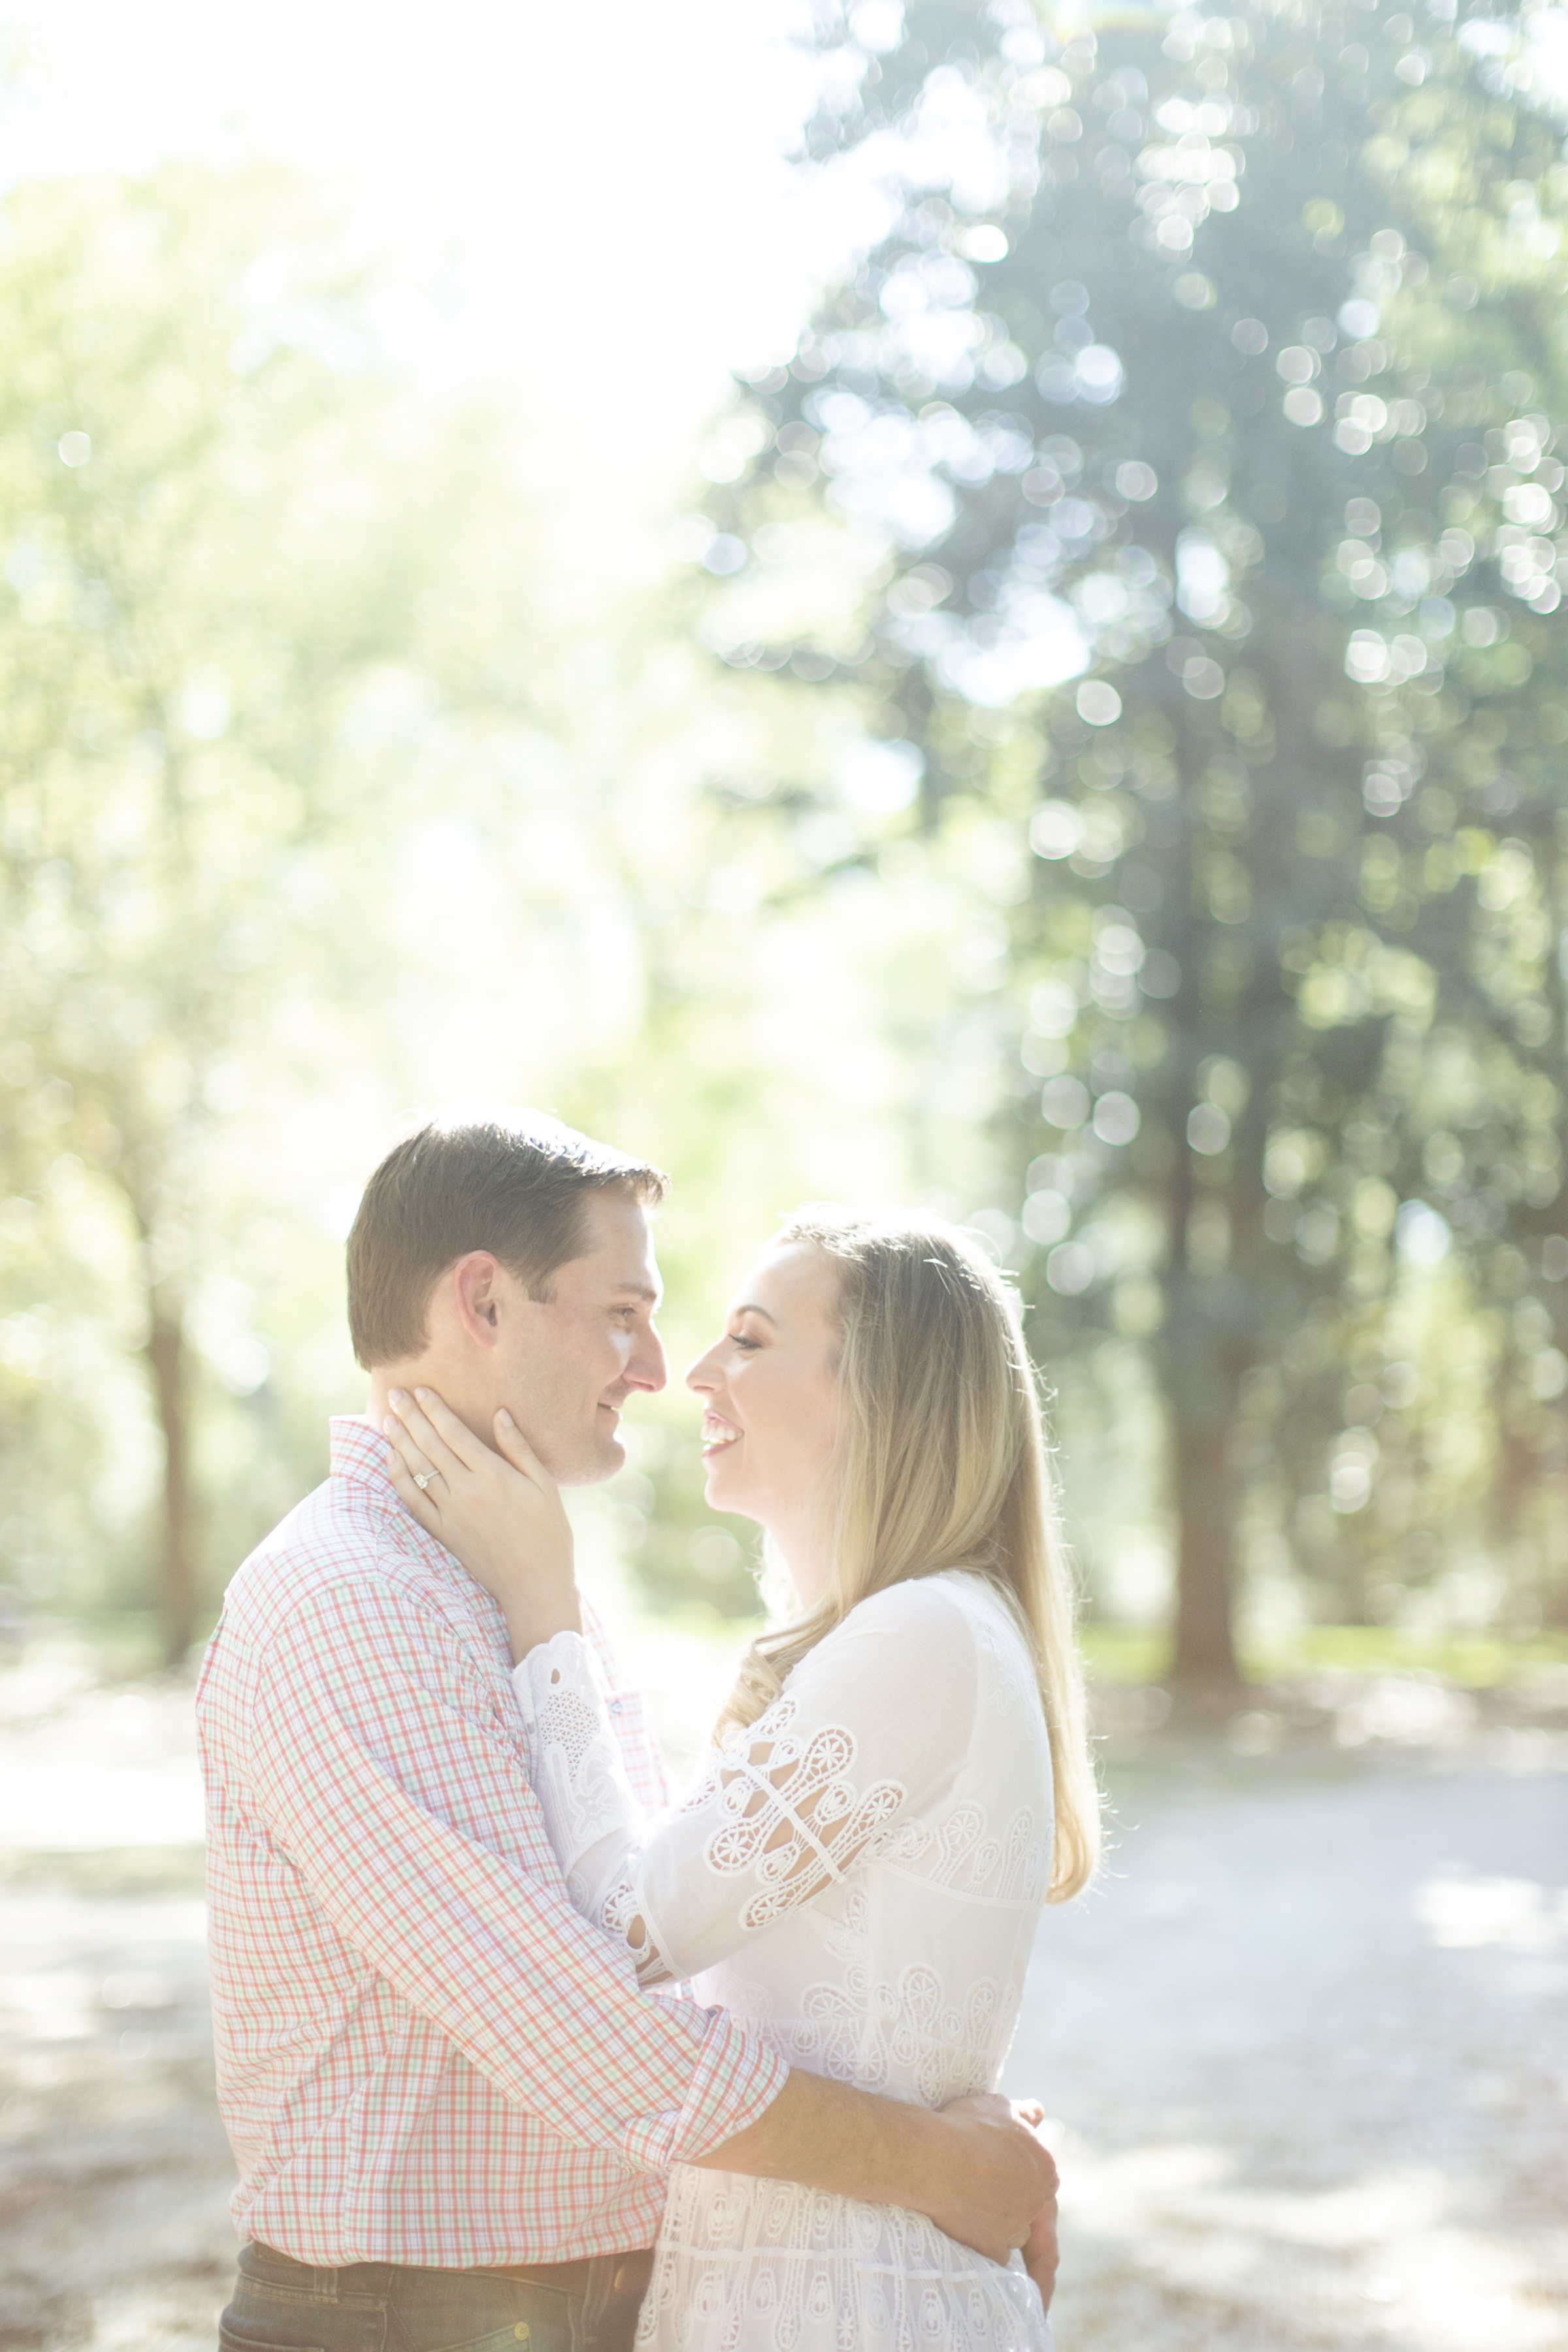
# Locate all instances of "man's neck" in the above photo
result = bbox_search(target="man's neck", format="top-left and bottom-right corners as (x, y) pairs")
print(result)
(364, 1364), (442, 1429)
(364, 1370), (405, 1428)
(364, 1366), (497, 1452)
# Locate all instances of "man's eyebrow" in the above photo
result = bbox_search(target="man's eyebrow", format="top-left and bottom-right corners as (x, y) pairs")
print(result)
(610, 1282), (661, 1303)
(730, 1301), (777, 1324)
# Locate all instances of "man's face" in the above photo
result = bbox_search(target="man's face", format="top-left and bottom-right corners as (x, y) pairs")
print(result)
(493, 1190), (667, 1484)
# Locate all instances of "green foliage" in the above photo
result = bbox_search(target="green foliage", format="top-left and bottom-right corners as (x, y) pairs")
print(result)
(708, 0), (1568, 1674)
(10, 35), (1567, 1676)
(0, 163), (640, 1648)
(0, 158), (1002, 1654)
(0, 165), (445, 1650)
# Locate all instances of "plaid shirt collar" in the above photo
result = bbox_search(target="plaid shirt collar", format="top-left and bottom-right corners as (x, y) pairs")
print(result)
(328, 1410), (406, 1499)
(327, 1411), (497, 1633)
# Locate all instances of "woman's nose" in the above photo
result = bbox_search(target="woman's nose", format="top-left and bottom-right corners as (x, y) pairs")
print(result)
(685, 1341), (723, 1394)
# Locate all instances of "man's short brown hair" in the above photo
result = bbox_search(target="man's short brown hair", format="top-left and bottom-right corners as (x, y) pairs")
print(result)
(346, 1113), (669, 1368)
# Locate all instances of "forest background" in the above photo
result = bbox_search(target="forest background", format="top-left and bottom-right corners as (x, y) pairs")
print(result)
(5, 0), (1568, 1722)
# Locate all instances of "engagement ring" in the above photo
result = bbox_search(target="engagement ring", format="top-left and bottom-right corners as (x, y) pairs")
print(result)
(414, 1471), (434, 1490)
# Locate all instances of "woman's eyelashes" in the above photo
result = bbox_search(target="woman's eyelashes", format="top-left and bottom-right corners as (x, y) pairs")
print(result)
(728, 1330), (762, 1352)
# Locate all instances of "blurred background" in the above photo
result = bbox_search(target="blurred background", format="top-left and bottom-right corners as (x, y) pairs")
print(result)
(1, 0), (1565, 2346)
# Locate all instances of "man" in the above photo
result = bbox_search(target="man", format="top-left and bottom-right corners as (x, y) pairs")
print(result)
(202, 1113), (1058, 2352)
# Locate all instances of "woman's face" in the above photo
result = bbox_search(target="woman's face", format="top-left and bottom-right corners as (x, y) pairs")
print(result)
(685, 1241), (842, 1599)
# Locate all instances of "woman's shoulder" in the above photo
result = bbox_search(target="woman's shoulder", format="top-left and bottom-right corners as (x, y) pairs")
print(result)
(796, 1574), (1038, 1754)
(776, 1577), (988, 1744)
(851, 1569), (1040, 1681)
(834, 1567), (1017, 1656)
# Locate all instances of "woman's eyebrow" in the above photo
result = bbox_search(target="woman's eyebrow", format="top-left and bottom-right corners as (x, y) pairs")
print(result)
(730, 1302), (777, 1324)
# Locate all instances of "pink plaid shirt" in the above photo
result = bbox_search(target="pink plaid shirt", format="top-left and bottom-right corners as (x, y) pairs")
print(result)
(197, 1415), (787, 2267)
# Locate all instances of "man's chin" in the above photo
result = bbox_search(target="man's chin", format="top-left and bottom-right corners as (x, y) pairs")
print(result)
(554, 1427), (626, 1487)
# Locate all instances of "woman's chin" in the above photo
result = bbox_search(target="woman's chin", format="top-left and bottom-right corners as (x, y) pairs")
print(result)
(701, 1456), (749, 1511)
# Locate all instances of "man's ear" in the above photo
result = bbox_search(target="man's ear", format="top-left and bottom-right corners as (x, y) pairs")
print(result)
(450, 1252), (510, 1350)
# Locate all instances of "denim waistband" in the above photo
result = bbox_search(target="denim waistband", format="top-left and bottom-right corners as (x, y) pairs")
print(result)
(244, 2240), (651, 2298)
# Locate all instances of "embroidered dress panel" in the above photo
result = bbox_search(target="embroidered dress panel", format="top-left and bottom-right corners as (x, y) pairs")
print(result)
(512, 1571), (1055, 2351)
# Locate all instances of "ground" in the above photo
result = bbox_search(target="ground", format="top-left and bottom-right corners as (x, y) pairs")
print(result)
(1, 1644), (1563, 2351)
(1007, 1742), (1567, 2352)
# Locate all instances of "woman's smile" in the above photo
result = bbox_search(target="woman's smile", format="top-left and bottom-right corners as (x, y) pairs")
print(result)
(683, 1242), (844, 1610)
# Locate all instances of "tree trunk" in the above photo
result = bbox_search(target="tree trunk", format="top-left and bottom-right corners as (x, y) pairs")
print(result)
(1162, 1066), (1247, 1712)
(1171, 1418), (1243, 1705)
(146, 1309), (197, 1664)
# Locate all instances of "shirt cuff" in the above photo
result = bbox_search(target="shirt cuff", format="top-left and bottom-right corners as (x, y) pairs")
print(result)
(629, 2004), (791, 2173)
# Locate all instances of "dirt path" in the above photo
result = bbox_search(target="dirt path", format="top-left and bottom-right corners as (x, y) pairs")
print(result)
(1007, 1750), (1567, 2352)
(0, 1850), (233, 2349)
(1, 1670), (1563, 2351)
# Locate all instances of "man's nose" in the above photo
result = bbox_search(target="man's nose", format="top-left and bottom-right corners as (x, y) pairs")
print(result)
(627, 1321), (668, 1395)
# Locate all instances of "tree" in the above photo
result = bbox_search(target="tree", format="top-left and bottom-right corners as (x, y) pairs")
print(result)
(0, 165), (482, 1658)
(702, 0), (1568, 1691)
(0, 157), (975, 1663)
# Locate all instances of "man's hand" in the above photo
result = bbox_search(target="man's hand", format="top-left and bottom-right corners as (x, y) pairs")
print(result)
(1011, 2099), (1060, 2312)
(700, 2074), (1058, 2272)
(920, 2091), (1059, 2269)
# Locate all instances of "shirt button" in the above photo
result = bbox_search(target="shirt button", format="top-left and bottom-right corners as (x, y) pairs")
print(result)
(514, 2326), (530, 2342)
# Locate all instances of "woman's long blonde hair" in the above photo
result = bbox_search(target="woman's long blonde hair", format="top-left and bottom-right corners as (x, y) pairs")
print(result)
(714, 1206), (1100, 1902)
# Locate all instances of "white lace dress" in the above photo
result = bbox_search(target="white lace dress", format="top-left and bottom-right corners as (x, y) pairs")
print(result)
(512, 1569), (1054, 2352)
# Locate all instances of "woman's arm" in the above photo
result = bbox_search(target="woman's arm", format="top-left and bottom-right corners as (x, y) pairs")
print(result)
(578, 1586), (672, 1814)
(515, 1582), (979, 1987)
(384, 1389), (671, 1972)
(385, 1392), (979, 1986)
(626, 1584), (977, 1978)
(511, 1626), (671, 1978)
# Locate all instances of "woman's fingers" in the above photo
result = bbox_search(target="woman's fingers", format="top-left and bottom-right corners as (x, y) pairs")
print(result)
(405, 1386), (485, 1470)
(386, 1388), (466, 1480)
(384, 1418), (443, 1494)
(390, 1383), (557, 1519)
(386, 1445), (442, 1529)
(493, 1409), (554, 1491)
(389, 1390), (553, 1505)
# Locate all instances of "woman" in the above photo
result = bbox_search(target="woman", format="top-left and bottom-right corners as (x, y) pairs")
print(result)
(385, 1206), (1098, 2351)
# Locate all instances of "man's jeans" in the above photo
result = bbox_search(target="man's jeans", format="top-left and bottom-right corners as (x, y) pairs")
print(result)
(220, 2240), (652, 2352)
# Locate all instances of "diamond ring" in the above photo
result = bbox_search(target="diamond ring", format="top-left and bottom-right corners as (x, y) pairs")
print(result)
(414, 1471), (434, 1491)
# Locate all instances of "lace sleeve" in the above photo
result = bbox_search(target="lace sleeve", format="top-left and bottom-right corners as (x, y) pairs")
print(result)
(578, 1588), (671, 1815)
(512, 1633), (674, 1986)
(629, 1577), (980, 1982)
(517, 1581), (981, 1989)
